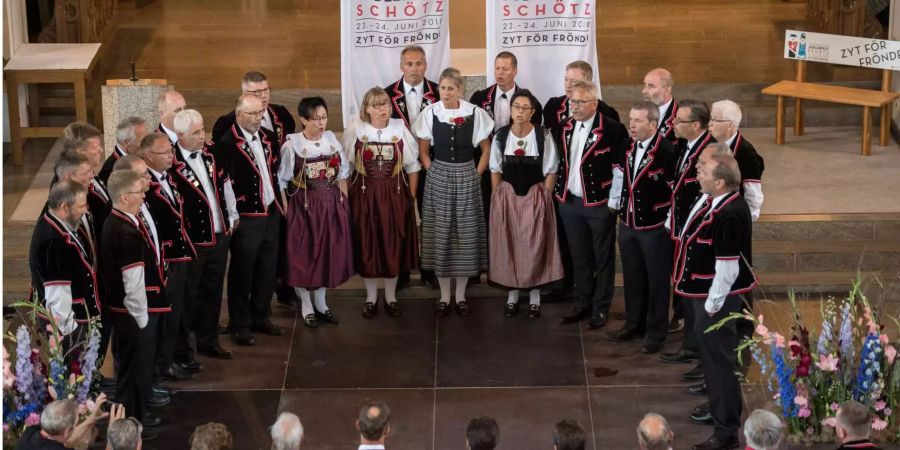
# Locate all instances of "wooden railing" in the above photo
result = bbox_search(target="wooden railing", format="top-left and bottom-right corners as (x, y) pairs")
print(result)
(53, 0), (117, 43)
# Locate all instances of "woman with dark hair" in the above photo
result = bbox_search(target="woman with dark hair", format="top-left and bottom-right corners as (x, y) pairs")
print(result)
(413, 68), (494, 317)
(278, 97), (353, 327)
(488, 90), (563, 318)
(343, 87), (421, 318)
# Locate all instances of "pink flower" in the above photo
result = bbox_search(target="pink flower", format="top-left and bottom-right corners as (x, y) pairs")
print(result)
(830, 402), (840, 412)
(799, 408), (811, 418)
(816, 354), (839, 372)
(879, 334), (889, 346)
(45, 324), (52, 332)
(821, 417), (838, 427)
(875, 400), (887, 411)
(884, 408), (892, 416)
(886, 345), (897, 365)
(872, 418), (887, 430)
(755, 324), (769, 337)
(25, 413), (40, 426)
(794, 395), (808, 407)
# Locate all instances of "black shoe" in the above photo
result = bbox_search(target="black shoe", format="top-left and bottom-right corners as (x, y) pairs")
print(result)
(302, 314), (317, 328)
(528, 304), (541, 319)
(504, 303), (519, 317)
(230, 330), (257, 346)
(640, 341), (664, 354)
(587, 313), (608, 329)
(668, 317), (685, 333)
(691, 435), (739, 450)
(560, 307), (591, 324)
(142, 413), (162, 427)
(689, 411), (714, 426)
(147, 392), (170, 407)
(178, 360), (203, 373)
(455, 301), (470, 316)
(605, 325), (643, 342)
(680, 365), (705, 382)
(693, 402), (710, 414)
(687, 381), (708, 396)
(197, 346), (233, 360)
(152, 384), (176, 396)
(659, 348), (700, 364)
(163, 364), (195, 381)
(362, 301), (378, 318)
(251, 321), (287, 336)
(385, 300), (402, 317)
(315, 310), (340, 324)
(436, 301), (450, 317)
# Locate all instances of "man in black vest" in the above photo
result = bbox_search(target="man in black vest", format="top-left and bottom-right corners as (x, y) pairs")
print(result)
(607, 102), (677, 353)
(384, 45), (439, 290)
(171, 109), (238, 360)
(554, 80), (628, 330)
(642, 68), (678, 143)
(141, 133), (200, 381)
(214, 94), (286, 346)
(99, 117), (149, 184)
(543, 60), (619, 133)
(675, 145), (756, 450)
(102, 169), (169, 429)
(155, 90), (187, 147)
(61, 122), (110, 243)
(707, 100), (765, 221)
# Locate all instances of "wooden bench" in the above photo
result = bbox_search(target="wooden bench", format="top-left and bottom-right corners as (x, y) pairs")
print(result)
(761, 60), (899, 156)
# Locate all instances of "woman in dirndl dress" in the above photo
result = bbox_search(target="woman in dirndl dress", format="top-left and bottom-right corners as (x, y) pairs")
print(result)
(413, 68), (494, 317)
(344, 87), (421, 319)
(488, 89), (564, 319)
(278, 97), (353, 328)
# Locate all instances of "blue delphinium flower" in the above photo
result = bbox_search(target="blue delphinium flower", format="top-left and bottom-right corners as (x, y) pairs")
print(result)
(76, 327), (101, 403)
(772, 346), (798, 417)
(14, 326), (34, 401)
(853, 333), (882, 403)
(752, 344), (774, 392)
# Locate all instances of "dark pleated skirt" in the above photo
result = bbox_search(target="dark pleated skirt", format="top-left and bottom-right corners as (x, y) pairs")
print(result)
(285, 185), (354, 288)
(349, 174), (418, 278)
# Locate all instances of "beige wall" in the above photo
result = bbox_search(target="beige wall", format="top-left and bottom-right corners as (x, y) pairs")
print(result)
(450, 0), (486, 48)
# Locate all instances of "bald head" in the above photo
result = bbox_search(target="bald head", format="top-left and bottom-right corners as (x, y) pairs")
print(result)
(637, 413), (673, 450)
(157, 90), (186, 130)
(642, 68), (674, 106)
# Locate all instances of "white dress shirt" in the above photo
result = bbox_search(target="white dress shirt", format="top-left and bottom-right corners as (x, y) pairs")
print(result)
(724, 132), (764, 221)
(566, 118), (594, 198)
(657, 99), (674, 130)
(180, 148), (226, 233)
(609, 135), (654, 210)
(239, 127), (276, 207)
(159, 123), (178, 146)
(492, 85), (516, 130)
(404, 80), (424, 126)
(261, 108), (274, 133)
(704, 192), (740, 315)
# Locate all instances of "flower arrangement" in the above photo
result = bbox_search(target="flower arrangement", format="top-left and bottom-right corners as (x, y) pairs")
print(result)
(2, 299), (102, 447)
(712, 275), (899, 444)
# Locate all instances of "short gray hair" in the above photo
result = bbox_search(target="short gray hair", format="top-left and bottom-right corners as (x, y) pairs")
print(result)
(107, 417), (143, 450)
(107, 169), (142, 202)
(709, 145), (742, 191)
(47, 180), (86, 211)
(174, 109), (204, 135)
(636, 413), (672, 450)
(271, 412), (304, 450)
(631, 101), (660, 125)
(711, 100), (742, 129)
(54, 150), (90, 180)
(40, 399), (77, 435)
(569, 80), (597, 99)
(743, 410), (784, 450)
(115, 117), (147, 146)
(113, 154), (145, 173)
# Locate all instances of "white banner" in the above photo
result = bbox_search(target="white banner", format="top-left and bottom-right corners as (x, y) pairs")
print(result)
(340, 0), (451, 127)
(485, 0), (599, 105)
(784, 29), (900, 70)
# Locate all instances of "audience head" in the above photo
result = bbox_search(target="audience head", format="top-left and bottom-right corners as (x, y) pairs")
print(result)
(140, 133), (175, 172)
(466, 416), (499, 450)
(157, 90), (187, 130)
(359, 87), (391, 126)
(47, 180), (88, 229)
(106, 417), (143, 450)
(107, 169), (146, 214)
(270, 412), (304, 450)
(174, 109), (207, 151)
(62, 121), (103, 170)
(836, 400), (871, 443)
(189, 422), (233, 450)
(568, 80), (598, 122)
(235, 94), (265, 134)
(39, 399), (78, 442)
(115, 117), (149, 155)
(399, 45), (427, 86)
(636, 413), (674, 450)
(696, 143), (740, 196)
(642, 68), (674, 106)
(55, 150), (94, 187)
(742, 409), (784, 450)
(438, 67), (465, 105)
(356, 401), (391, 443)
(509, 89), (540, 126)
(564, 60), (593, 97)
(674, 99), (710, 141)
(553, 419), (586, 450)
(629, 101), (661, 142)
(297, 97), (329, 136)
(242, 71), (272, 109)
(494, 51), (518, 90)
(709, 100), (742, 142)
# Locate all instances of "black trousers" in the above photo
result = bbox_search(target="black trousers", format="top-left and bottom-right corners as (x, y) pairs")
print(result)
(112, 312), (159, 423)
(227, 210), (280, 331)
(683, 291), (753, 354)
(157, 262), (188, 374)
(693, 294), (743, 440)
(618, 224), (673, 344)
(189, 233), (230, 351)
(274, 214), (295, 301)
(557, 196), (616, 316)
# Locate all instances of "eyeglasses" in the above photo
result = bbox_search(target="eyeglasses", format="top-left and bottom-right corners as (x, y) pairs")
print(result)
(243, 88), (271, 96)
(511, 105), (534, 112)
(673, 118), (697, 125)
(308, 116), (328, 122)
(149, 149), (173, 156)
(709, 118), (732, 123)
(369, 102), (390, 109)
(240, 110), (266, 118)
(569, 99), (595, 107)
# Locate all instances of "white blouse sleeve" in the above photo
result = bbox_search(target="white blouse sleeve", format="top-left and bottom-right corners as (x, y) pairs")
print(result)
(489, 134), (504, 173)
(400, 126), (421, 173)
(278, 137), (297, 190)
(542, 130), (559, 175)
(330, 132), (351, 180)
(471, 106), (495, 147)
(413, 106), (434, 144)
(342, 125), (359, 164)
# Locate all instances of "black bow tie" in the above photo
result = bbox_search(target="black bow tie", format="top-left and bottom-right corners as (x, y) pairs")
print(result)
(159, 173), (168, 182)
(500, 93), (508, 99)
(189, 152), (199, 159)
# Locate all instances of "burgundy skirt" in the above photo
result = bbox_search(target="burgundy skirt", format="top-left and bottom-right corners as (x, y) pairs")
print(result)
(488, 181), (564, 288)
(349, 174), (418, 278)
(285, 183), (354, 288)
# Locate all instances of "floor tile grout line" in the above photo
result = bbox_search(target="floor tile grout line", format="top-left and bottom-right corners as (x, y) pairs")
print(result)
(579, 322), (599, 450)
(276, 309), (300, 414)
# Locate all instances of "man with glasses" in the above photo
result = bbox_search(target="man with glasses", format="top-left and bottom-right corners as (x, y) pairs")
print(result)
(156, 91), (187, 147)
(642, 68), (678, 143)
(214, 94), (286, 347)
(707, 100), (765, 221)
(553, 80), (628, 330)
(544, 60), (620, 133)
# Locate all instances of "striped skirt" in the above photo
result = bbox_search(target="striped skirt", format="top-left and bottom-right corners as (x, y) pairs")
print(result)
(421, 160), (487, 277)
(488, 182), (564, 288)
